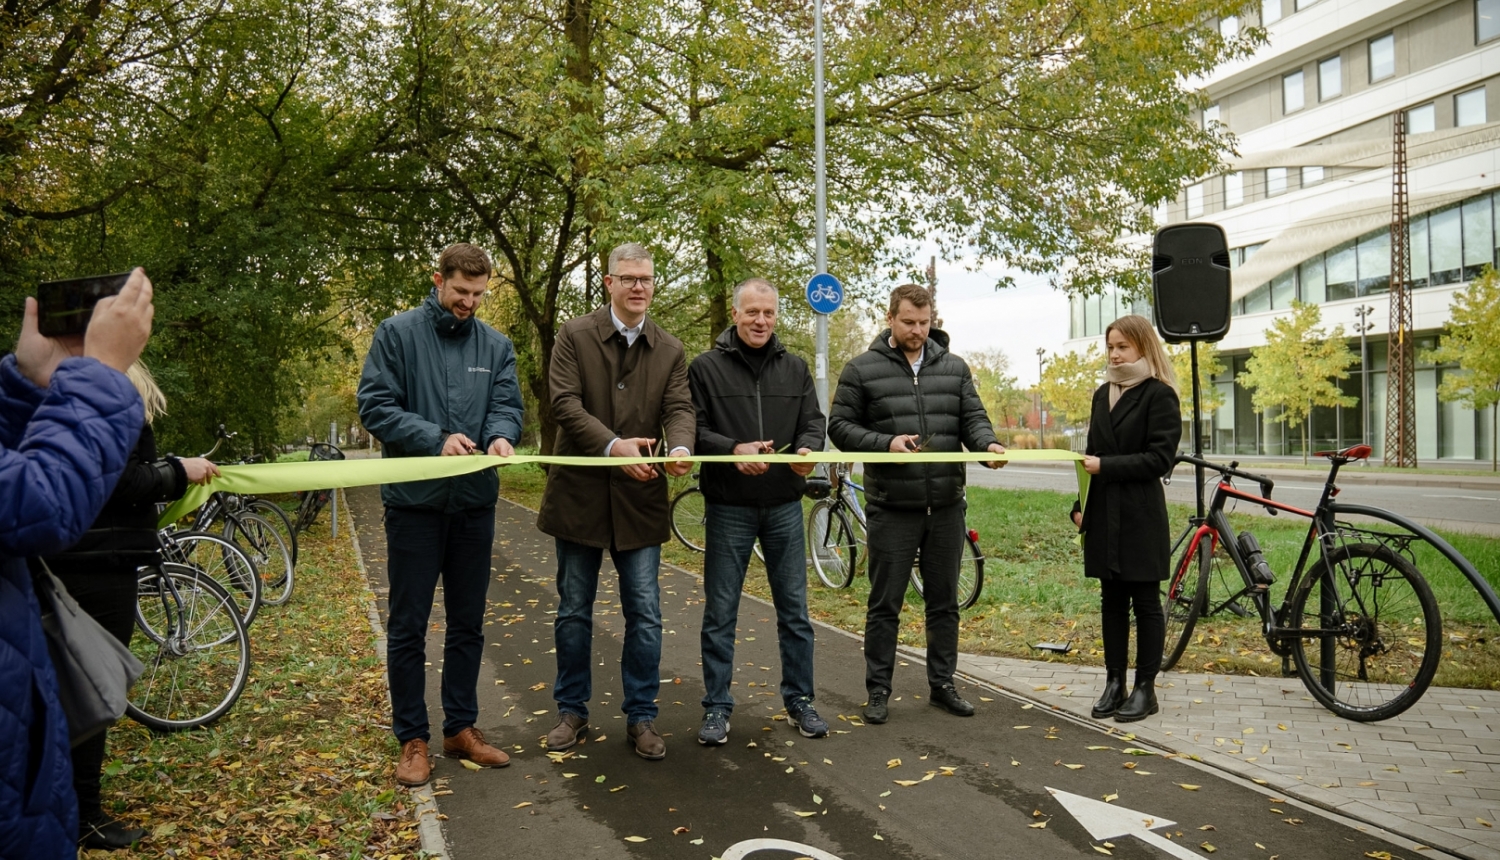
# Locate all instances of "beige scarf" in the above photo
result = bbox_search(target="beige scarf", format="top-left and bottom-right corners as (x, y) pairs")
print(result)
(1106, 358), (1153, 410)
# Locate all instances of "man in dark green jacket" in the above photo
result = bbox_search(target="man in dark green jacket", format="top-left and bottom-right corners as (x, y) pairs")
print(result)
(829, 283), (1005, 725)
(357, 243), (523, 786)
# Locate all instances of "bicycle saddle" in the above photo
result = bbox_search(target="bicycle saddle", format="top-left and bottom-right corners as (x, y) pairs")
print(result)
(1313, 444), (1372, 463)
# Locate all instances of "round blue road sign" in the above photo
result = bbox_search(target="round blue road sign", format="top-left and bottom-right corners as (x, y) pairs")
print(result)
(805, 273), (843, 314)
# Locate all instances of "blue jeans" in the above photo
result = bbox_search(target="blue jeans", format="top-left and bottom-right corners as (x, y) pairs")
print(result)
(701, 501), (815, 715)
(384, 505), (495, 743)
(553, 538), (663, 723)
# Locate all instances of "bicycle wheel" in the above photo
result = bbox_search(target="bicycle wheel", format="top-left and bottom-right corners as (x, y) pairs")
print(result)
(807, 500), (857, 588)
(906, 538), (984, 609)
(226, 512), (295, 607)
(293, 489), (331, 534)
(957, 532), (985, 610)
(245, 497), (298, 567)
(1288, 543), (1441, 722)
(670, 487), (707, 552)
(162, 530), (262, 627)
(128, 564), (252, 731)
(1162, 529), (1212, 672)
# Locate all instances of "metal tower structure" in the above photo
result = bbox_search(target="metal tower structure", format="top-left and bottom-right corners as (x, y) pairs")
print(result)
(1384, 108), (1417, 467)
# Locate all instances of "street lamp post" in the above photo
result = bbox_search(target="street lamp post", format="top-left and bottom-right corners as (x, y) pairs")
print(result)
(1353, 304), (1376, 449)
(1035, 348), (1046, 440)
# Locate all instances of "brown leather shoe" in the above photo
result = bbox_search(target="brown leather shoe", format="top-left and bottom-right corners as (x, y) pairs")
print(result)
(545, 713), (589, 752)
(627, 720), (666, 760)
(443, 726), (511, 768)
(395, 738), (431, 786)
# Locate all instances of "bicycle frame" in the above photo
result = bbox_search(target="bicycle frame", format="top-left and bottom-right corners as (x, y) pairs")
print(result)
(1172, 451), (1356, 646)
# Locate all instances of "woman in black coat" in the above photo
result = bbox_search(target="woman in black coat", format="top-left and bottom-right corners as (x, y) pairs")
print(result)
(38, 362), (217, 849)
(1070, 315), (1182, 723)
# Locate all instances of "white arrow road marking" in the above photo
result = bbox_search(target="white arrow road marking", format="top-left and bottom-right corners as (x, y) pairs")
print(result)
(1047, 787), (1205, 860)
(721, 838), (847, 860)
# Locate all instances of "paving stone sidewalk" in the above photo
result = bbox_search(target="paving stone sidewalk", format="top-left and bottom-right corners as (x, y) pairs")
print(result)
(945, 652), (1500, 860)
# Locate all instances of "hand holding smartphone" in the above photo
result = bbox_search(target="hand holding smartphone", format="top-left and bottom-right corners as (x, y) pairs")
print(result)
(36, 273), (131, 337)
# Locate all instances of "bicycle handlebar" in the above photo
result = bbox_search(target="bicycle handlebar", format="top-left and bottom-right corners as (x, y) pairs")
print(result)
(1175, 453), (1275, 501)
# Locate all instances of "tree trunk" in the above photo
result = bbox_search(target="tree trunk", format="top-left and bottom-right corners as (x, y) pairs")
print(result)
(705, 218), (729, 345)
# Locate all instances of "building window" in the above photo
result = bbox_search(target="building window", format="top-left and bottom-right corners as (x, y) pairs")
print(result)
(1203, 103), (1220, 128)
(1225, 171), (1244, 207)
(1220, 15), (1239, 38)
(1429, 205), (1462, 285)
(1262, 0), (1282, 24)
(1283, 70), (1305, 114)
(1410, 214), (1429, 288)
(1271, 270), (1296, 308)
(1407, 103), (1436, 134)
(1456, 88), (1487, 126)
(1318, 55), (1341, 100)
(1357, 230), (1391, 295)
(1462, 195), (1494, 280)
(1480, 0), (1500, 43)
(1369, 34), (1395, 81)
(1186, 183), (1205, 218)
(1244, 282), (1272, 314)
(1302, 165), (1324, 187)
(1326, 240), (1356, 300)
(1300, 256), (1326, 303)
(1266, 167), (1288, 196)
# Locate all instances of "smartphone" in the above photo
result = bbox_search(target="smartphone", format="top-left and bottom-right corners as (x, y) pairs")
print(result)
(36, 272), (131, 337)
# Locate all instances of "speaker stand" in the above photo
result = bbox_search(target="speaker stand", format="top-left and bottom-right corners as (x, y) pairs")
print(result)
(1191, 340), (1205, 520)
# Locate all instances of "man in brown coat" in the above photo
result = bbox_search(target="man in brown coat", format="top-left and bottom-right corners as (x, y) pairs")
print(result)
(538, 242), (695, 761)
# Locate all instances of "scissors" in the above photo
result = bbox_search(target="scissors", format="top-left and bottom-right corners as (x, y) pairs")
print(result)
(910, 434), (933, 452)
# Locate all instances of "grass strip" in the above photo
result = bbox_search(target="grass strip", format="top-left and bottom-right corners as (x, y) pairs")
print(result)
(94, 498), (426, 859)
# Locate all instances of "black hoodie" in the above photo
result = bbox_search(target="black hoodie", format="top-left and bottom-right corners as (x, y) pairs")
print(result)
(687, 328), (826, 506)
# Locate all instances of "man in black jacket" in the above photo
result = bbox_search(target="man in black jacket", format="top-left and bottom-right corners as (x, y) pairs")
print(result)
(829, 283), (1006, 724)
(688, 277), (826, 745)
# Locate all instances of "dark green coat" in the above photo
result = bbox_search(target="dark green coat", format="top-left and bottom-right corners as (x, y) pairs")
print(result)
(356, 292), (524, 512)
(828, 329), (999, 512)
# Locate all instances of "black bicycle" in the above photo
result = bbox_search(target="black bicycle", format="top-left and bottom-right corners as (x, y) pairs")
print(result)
(293, 442), (344, 534)
(1162, 445), (1441, 721)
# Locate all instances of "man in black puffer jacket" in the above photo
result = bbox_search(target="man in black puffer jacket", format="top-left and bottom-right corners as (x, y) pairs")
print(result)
(829, 283), (1006, 725)
(688, 278), (826, 746)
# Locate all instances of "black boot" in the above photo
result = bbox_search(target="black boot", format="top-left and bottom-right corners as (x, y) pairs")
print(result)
(1090, 670), (1127, 719)
(1114, 679), (1159, 723)
(80, 813), (146, 850)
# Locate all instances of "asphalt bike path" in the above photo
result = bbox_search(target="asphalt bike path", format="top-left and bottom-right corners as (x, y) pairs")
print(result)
(347, 485), (1431, 860)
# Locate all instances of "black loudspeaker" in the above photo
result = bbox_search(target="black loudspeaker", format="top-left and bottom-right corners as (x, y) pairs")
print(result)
(1152, 223), (1231, 343)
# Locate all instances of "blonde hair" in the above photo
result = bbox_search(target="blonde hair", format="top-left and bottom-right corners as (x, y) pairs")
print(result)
(125, 361), (168, 424)
(1105, 314), (1178, 391)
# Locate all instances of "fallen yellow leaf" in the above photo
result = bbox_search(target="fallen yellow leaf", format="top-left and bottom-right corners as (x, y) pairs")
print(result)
(623, 836), (648, 842)
(461, 760), (482, 771)
(1029, 821), (1047, 829)
(1092, 845), (1112, 855)
(893, 780), (920, 787)
(1177, 784), (1200, 791)
(512, 802), (531, 809)
(794, 812), (816, 818)
(1201, 842), (1217, 853)
(887, 758), (902, 769)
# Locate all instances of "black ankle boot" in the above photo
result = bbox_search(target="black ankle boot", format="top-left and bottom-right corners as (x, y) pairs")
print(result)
(1114, 680), (1159, 723)
(1090, 670), (1127, 719)
(79, 812), (146, 850)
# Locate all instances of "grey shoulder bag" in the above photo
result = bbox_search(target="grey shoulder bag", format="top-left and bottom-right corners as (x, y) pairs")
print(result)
(31, 560), (145, 746)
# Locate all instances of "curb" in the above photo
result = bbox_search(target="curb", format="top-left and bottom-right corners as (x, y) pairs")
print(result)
(343, 489), (450, 860)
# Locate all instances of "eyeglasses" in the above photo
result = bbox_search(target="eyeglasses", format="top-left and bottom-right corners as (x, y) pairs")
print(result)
(614, 275), (655, 288)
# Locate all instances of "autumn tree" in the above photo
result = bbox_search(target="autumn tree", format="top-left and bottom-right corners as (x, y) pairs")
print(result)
(1040, 345), (1104, 436)
(1426, 268), (1500, 471)
(965, 348), (1029, 444)
(1237, 301), (1357, 464)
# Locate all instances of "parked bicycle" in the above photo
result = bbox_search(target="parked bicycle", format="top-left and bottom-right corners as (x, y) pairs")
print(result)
(1161, 445), (1442, 721)
(806, 462), (984, 610)
(195, 490), (296, 606)
(127, 561), (251, 732)
(293, 442), (345, 534)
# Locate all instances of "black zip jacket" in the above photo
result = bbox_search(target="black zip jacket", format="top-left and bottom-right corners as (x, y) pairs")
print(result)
(688, 328), (826, 507)
(828, 329), (999, 512)
(41, 423), (186, 575)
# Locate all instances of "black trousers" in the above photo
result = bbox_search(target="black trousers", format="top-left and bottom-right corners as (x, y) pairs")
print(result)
(53, 568), (138, 821)
(863, 502), (965, 694)
(1099, 578), (1164, 682)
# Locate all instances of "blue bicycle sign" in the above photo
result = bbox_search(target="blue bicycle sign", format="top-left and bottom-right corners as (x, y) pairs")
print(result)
(805, 273), (843, 314)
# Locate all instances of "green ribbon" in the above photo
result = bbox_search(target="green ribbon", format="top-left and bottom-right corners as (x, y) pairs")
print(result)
(159, 449), (1090, 527)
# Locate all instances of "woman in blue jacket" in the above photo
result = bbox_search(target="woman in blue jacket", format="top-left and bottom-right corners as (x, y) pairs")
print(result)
(0, 272), (153, 860)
